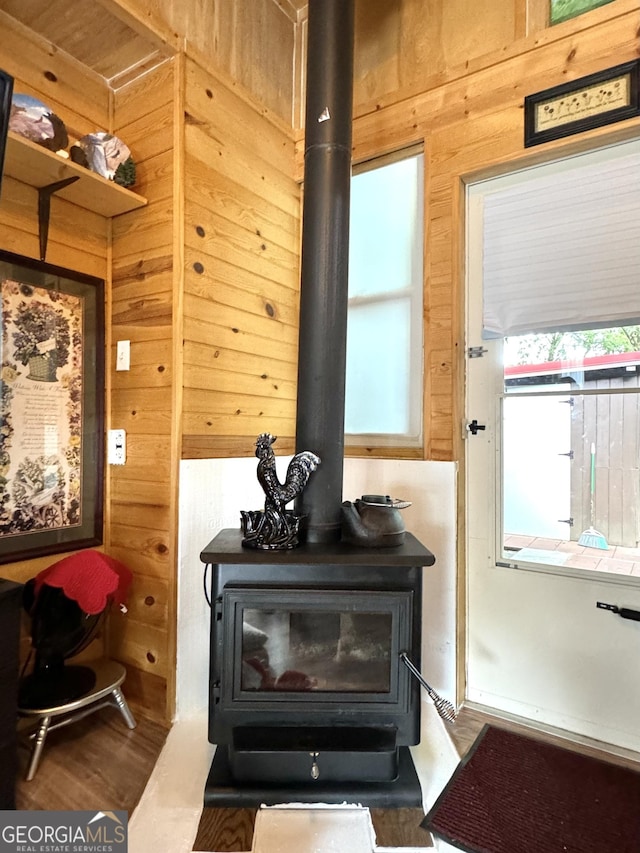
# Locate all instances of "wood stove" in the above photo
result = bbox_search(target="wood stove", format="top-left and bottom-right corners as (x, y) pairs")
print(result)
(201, 529), (435, 806)
(200, 0), (436, 808)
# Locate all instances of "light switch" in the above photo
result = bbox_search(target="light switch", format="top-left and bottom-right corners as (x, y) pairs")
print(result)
(108, 429), (126, 465)
(116, 340), (130, 371)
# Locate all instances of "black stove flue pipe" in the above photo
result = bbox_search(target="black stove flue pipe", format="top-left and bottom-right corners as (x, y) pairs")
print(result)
(294, 0), (355, 544)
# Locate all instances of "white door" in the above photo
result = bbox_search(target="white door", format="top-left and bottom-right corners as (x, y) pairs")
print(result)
(465, 170), (640, 754)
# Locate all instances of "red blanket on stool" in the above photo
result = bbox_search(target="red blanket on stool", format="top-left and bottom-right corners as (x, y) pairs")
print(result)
(34, 550), (132, 614)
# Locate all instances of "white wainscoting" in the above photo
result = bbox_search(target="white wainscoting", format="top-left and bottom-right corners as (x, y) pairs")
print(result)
(176, 457), (457, 721)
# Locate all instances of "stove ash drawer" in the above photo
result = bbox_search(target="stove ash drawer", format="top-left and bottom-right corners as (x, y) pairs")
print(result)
(229, 725), (399, 783)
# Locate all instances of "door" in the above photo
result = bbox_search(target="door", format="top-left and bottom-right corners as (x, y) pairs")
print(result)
(464, 160), (640, 754)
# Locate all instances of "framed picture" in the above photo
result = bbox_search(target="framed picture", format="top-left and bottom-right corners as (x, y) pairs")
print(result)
(0, 68), (14, 196)
(0, 250), (104, 563)
(524, 60), (640, 148)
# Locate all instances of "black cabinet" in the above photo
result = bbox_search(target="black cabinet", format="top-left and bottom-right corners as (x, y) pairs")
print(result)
(0, 579), (23, 809)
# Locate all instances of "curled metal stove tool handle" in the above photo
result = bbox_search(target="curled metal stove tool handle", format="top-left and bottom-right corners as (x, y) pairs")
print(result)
(400, 652), (458, 723)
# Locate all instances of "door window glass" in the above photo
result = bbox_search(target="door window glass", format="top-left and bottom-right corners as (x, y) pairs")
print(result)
(501, 327), (640, 577)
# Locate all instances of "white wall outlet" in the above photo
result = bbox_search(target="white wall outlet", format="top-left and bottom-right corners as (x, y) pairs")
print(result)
(108, 429), (126, 465)
(116, 339), (130, 371)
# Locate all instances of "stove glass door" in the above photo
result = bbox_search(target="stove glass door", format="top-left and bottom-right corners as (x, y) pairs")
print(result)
(223, 588), (412, 702)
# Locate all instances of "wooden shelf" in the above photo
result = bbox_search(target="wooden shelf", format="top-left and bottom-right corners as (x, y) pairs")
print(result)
(4, 131), (148, 217)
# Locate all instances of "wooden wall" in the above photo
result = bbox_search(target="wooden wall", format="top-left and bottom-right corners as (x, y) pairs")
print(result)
(0, 13), (181, 721)
(106, 47), (300, 720)
(0, 4), (299, 721)
(181, 49), (300, 460)
(3, 0), (639, 726)
(352, 0), (525, 112)
(0, 13), (110, 648)
(0, 12), (109, 278)
(308, 0), (640, 463)
(108, 59), (179, 720)
(123, 0), (298, 124)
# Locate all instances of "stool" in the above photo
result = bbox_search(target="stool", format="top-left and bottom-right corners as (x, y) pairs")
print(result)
(18, 659), (136, 781)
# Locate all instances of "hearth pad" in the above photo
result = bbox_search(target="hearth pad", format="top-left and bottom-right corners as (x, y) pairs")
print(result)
(204, 745), (423, 808)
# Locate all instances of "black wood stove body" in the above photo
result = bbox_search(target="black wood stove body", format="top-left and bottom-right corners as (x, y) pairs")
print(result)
(200, 0), (436, 809)
(201, 529), (435, 807)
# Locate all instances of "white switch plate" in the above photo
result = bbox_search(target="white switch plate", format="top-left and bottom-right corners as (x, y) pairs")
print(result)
(108, 429), (126, 464)
(116, 339), (130, 371)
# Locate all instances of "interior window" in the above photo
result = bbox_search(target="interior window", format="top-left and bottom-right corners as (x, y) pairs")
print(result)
(345, 149), (424, 449)
(550, 0), (615, 25)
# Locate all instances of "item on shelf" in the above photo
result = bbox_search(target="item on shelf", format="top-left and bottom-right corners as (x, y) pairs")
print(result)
(9, 93), (68, 152)
(71, 132), (136, 187)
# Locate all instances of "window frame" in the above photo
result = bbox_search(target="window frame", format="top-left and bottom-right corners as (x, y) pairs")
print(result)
(344, 146), (425, 456)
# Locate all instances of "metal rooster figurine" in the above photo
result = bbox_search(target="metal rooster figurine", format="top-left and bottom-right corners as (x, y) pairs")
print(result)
(240, 433), (320, 550)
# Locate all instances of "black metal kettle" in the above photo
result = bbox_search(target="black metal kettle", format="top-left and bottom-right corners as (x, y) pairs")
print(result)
(341, 494), (411, 547)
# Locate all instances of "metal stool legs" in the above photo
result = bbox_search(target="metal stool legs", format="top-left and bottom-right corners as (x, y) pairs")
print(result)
(19, 660), (136, 780)
(112, 686), (136, 730)
(26, 715), (51, 782)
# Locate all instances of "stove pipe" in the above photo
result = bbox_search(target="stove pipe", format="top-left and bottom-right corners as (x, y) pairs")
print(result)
(294, 0), (355, 544)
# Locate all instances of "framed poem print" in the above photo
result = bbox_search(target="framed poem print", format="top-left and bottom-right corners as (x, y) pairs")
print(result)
(524, 60), (640, 147)
(0, 69), (13, 197)
(0, 250), (104, 563)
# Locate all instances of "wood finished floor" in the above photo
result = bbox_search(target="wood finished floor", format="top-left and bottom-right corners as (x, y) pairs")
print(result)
(14, 702), (640, 850)
(193, 806), (432, 851)
(15, 705), (169, 813)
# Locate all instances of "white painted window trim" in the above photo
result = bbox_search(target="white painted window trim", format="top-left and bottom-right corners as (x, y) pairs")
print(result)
(345, 148), (424, 449)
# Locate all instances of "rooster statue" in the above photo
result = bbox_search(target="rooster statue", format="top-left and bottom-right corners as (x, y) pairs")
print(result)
(241, 433), (320, 550)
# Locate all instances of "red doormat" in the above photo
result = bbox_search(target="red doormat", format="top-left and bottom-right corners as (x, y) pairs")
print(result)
(423, 724), (640, 853)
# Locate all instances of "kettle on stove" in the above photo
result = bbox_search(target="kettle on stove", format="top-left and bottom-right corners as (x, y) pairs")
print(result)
(341, 494), (411, 547)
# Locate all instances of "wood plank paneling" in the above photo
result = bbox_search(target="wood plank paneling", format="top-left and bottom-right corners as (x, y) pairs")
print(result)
(181, 53), (300, 460)
(109, 520), (172, 578)
(185, 202), (298, 288)
(185, 165), (299, 256)
(163, 0), (296, 122)
(182, 434), (295, 459)
(3, 0), (638, 729)
(183, 412), (296, 441)
(348, 3), (640, 461)
(185, 313), (298, 365)
(110, 60), (178, 719)
(185, 122), (298, 218)
(185, 59), (296, 176)
(0, 11), (109, 135)
(109, 610), (168, 676)
(0, 16), (110, 654)
(184, 250), (299, 323)
(0, 0), (173, 88)
(184, 358), (297, 402)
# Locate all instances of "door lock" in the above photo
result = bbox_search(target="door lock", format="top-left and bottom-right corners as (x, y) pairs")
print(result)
(467, 419), (486, 435)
